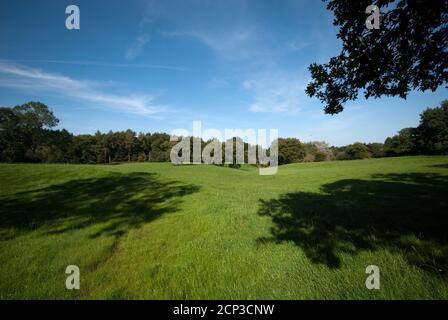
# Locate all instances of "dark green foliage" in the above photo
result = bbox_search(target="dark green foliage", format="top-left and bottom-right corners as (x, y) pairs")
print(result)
(383, 100), (448, 156)
(306, 0), (448, 114)
(344, 142), (371, 160)
(0, 103), (268, 165)
(366, 143), (385, 158)
(68, 134), (99, 164)
(333, 143), (372, 160)
(303, 141), (334, 162)
(2, 100), (448, 165)
(314, 152), (327, 162)
(91, 131), (174, 163)
(0, 102), (60, 162)
(384, 128), (417, 156)
(32, 129), (73, 163)
(277, 138), (306, 165)
(148, 133), (172, 162)
(416, 100), (448, 154)
(9, 101), (59, 129)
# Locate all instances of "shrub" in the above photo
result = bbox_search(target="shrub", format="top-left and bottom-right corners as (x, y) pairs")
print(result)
(344, 142), (370, 160)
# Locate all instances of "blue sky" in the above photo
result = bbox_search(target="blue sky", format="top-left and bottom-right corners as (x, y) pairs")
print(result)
(0, 0), (446, 146)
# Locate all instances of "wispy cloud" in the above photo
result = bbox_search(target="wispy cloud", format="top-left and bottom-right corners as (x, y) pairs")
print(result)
(0, 58), (188, 71)
(125, 33), (150, 61)
(0, 61), (166, 115)
(286, 39), (311, 52)
(162, 28), (264, 61)
(243, 72), (310, 113)
(141, 0), (270, 61)
(139, 17), (153, 31)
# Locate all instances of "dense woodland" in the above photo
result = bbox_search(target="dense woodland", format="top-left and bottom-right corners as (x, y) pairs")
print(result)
(1, 100), (447, 165)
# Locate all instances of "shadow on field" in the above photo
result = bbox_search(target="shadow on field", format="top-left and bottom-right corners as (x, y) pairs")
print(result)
(257, 173), (448, 275)
(0, 172), (200, 240)
(428, 163), (448, 169)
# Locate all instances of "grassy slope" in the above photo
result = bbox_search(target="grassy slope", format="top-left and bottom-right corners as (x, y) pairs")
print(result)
(0, 156), (447, 299)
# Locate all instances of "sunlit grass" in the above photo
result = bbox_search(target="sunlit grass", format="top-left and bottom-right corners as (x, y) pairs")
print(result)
(1, 156), (448, 299)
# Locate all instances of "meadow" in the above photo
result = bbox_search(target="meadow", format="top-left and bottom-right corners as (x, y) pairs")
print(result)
(0, 156), (447, 299)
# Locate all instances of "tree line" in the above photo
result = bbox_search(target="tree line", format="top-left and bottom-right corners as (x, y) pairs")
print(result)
(1, 101), (447, 165)
(331, 100), (448, 160)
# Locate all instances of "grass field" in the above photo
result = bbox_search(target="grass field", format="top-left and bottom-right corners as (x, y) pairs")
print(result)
(1, 156), (448, 299)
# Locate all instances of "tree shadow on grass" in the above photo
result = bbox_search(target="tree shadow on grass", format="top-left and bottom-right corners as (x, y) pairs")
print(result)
(257, 173), (448, 275)
(0, 172), (200, 240)
(428, 163), (448, 169)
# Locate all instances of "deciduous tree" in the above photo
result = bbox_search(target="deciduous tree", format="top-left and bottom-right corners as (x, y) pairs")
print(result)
(306, 0), (448, 114)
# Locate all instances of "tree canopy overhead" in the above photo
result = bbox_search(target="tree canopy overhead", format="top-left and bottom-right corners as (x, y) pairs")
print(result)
(306, 0), (448, 114)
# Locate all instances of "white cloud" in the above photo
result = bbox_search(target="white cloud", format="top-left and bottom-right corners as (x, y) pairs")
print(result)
(286, 39), (311, 52)
(0, 58), (188, 71)
(162, 28), (263, 61)
(125, 33), (150, 61)
(244, 72), (309, 113)
(0, 62), (165, 115)
(139, 17), (153, 31)
(144, 0), (265, 60)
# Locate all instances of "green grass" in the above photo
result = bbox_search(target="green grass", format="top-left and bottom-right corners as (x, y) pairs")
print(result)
(1, 156), (448, 299)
